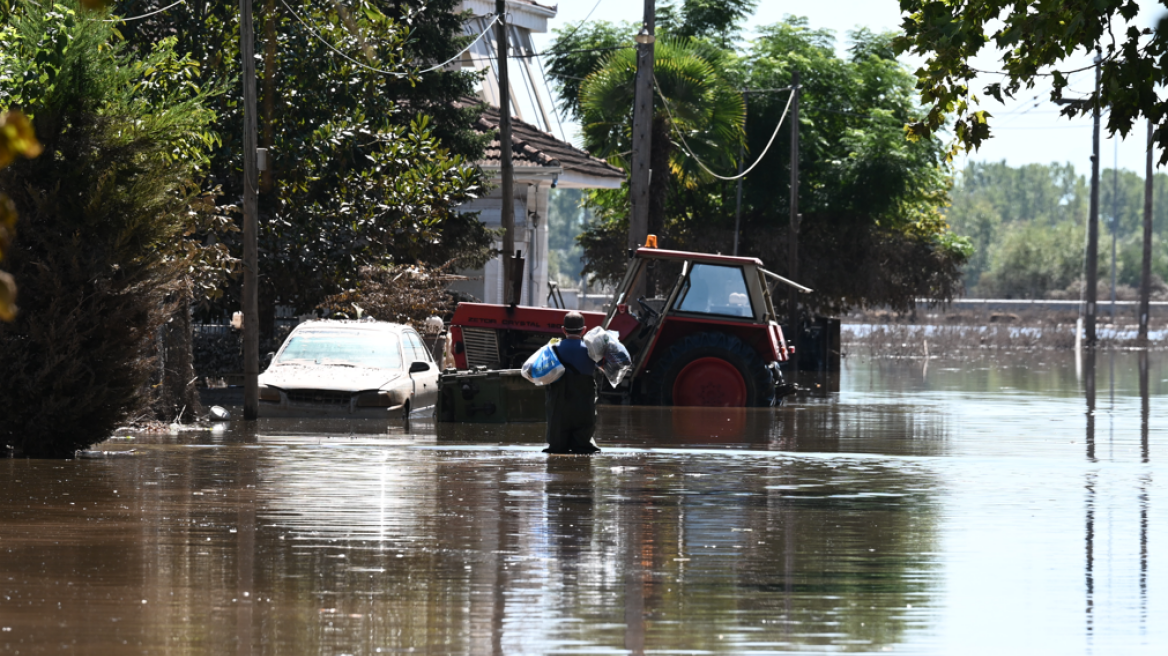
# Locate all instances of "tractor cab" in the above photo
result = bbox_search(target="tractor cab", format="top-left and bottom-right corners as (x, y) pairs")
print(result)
(601, 246), (801, 406)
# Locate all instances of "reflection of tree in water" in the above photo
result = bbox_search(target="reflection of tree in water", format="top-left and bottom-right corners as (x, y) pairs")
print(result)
(123, 436), (939, 653)
(603, 404), (951, 457)
(562, 455), (942, 653)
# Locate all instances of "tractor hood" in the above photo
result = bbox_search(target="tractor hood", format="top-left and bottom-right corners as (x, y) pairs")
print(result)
(259, 363), (404, 392)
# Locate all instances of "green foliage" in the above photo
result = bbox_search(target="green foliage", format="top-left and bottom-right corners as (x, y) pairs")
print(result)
(547, 188), (589, 284)
(895, 0), (1166, 161)
(656, 0), (757, 46)
(0, 110), (40, 321)
(946, 160), (1168, 296)
(0, 1), (215, 457)
(550, 17), (967, 313)
(113, 0), (493, 317)
(545, 20), (631, 119)
(977, 220), (1085, 298)
(580, 37), (744, 187)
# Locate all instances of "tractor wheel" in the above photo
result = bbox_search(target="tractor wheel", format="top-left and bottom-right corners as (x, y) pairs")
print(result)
(643, 332), (776, 407)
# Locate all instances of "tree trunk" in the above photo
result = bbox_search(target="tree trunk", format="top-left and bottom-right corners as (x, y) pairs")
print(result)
(159, 290), (204, 422)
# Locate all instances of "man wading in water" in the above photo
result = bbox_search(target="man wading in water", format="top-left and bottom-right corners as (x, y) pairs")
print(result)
(544, 311), (601, 454)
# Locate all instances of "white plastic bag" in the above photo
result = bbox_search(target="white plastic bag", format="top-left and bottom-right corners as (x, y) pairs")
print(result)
(582, 326), (610, 362)
(520, 340), (565, 386)
(582, 326), (632, 387)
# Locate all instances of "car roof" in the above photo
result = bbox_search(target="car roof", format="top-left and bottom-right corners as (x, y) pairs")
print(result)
(290, 320), (415, 334)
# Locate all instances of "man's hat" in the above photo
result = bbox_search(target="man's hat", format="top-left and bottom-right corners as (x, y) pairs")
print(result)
(563, 311), (585, 333)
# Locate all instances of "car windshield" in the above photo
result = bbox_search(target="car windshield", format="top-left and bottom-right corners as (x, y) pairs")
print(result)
(274, 330), (402, 369)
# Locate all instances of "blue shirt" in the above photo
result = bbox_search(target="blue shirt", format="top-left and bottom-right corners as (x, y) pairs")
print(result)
(555, 337), (595, 375)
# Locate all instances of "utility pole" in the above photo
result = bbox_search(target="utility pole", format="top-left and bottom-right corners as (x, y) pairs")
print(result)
(241, 0), (259, 420)
(788, 70), (800, 370)
(732, 93), (745, 256)
(1140, 119), (1154, 345)
(629, 0), (655, 252)
(1111, 140), (1118, 320)
(496, 0), (516, 305)
(1086, 52), (1102, 345)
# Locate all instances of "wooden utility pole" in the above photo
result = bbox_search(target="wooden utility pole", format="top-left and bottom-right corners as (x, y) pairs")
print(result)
(1140, 119), (1154, 345)
(496, 0), (516, 304)
(1085, 52), (1102, 345)
(787, 70), (800, 369)
(629, 0), (655, 252)
(241, 0), (260, 420)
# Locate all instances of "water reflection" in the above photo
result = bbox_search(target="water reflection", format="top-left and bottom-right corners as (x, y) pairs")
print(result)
(1, 352), (1165, 654)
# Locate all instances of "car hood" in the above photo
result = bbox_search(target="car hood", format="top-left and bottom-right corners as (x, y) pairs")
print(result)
(259, 363), (404, 392)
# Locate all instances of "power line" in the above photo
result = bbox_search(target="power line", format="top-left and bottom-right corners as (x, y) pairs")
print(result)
(653, 74), (794, 182)
(970, 59), (1104, 78)
(536, 0), (605, 57)
(101, 0), (187, 22)
(278, 0), (500, 77)
(515, 45), (630, 59)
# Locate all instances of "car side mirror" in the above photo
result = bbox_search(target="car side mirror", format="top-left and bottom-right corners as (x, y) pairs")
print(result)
(409, 361), (430, 374)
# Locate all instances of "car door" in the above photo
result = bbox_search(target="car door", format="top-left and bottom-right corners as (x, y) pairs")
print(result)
(405, 330), (439, 411)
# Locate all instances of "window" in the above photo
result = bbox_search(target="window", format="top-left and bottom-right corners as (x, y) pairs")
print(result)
(405, 331), (431, 364)
(275, 330), (403, 369)
(673, 264), (754, 318)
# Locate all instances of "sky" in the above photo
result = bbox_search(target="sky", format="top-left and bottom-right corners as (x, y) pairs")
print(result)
(529, 0), (1167, 178)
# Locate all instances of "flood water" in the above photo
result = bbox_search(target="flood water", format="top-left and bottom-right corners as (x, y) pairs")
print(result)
(1, 350), (1165, 654)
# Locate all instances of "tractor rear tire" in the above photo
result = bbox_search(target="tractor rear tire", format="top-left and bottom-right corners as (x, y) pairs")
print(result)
(642, 331), (776, 407)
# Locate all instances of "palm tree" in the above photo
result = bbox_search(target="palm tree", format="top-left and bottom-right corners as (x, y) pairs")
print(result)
(579, 38), (744, 242)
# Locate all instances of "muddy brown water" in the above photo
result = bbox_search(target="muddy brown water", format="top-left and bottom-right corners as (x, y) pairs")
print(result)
(1, 351), (1165, 654)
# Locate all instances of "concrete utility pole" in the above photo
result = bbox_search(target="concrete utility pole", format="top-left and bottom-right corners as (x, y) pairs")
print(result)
(241, 0), (260, 420)
(1111, 140), (1118, 320)
(1140, 119), (1154, 345)
(732, 93), (745, 256)
(629, 0), (655, 252)
(788, 70), (800, 368)
(496, 0), (516, 304)
(1086, 52), (1102, 345)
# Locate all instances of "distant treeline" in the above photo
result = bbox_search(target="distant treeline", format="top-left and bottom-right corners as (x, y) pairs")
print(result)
(946, 161), (1168, 299)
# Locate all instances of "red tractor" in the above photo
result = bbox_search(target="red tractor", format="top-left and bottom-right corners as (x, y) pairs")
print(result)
(447, 246), (805, 406)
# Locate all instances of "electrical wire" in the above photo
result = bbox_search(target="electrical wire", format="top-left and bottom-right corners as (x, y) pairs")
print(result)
(653, 73), (794, 182)
(515, 45), (630, 59)
(101, 0), (187, 22)
(278, 0), (500, 77)
(538, 0), (605, 57)
(970, 59), (1103, 78)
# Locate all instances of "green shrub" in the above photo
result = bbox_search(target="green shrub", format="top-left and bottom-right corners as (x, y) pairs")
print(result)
(0, 1), (215, 457)
(977, 220), (1085, 298)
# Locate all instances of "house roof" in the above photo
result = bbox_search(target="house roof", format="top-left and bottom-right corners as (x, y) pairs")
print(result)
(473, 104), (625, 183)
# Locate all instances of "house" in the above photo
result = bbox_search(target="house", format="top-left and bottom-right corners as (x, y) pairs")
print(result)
(447, 1), (625, 307)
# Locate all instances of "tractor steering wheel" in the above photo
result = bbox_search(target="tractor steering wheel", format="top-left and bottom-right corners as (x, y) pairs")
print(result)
(637, 297), (660, 321)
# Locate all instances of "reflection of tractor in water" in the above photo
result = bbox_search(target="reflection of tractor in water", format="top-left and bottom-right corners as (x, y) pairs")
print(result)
(447, 244), (808, 407)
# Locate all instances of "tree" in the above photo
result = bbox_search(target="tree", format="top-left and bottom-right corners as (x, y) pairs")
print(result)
(547, 188), (590, 284)
(946, 160), (1168, 296)
(580, 37), (745, 254)
(656, 0), (757, 47)
(978, 220), (1085, 298)
(111, 0), (494, 322)
(895, 0), (1168, 161)
(0, 110), (40, 321)
(0, 1), (217, 457)
(550, 17), (970, 313)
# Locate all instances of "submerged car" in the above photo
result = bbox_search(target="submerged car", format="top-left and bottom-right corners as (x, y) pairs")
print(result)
(258, 320), (439, 418)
